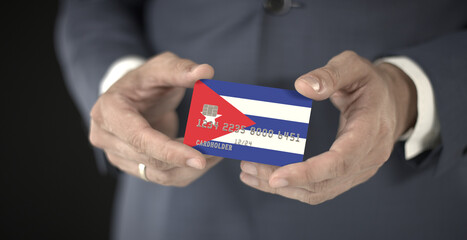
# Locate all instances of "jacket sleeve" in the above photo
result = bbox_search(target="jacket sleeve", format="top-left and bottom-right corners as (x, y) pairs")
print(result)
(55, 0), (151, 174)
(391, 31), (467, 176)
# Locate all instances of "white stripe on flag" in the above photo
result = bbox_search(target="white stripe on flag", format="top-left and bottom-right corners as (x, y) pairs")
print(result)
(221, 96), (311, 123)
(212, 130), (307, 155)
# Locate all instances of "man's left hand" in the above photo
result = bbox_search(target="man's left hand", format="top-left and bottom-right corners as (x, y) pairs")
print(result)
(240, 51), (417, 205)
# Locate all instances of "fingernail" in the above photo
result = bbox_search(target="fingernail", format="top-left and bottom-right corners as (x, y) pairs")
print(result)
(186, 158), (204, 169)
(241, 173), (259, 186)
(300, 76), (321, 93)
(270, 178), (289, 188)
(241, 162), (257, 176)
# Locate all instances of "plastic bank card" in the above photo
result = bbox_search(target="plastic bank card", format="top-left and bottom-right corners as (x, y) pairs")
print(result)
(184, 79), (312, 166)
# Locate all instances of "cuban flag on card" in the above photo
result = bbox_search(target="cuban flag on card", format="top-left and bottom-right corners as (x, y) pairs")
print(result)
(184, 79), (312, 166)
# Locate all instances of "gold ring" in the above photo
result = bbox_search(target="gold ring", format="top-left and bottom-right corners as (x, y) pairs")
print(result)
(138, 163), (148, 182)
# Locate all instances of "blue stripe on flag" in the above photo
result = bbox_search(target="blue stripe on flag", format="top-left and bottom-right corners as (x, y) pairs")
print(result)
(201, 79), (313, 108)
(245, 115), (309, 138)
(194, 141), (304, 166)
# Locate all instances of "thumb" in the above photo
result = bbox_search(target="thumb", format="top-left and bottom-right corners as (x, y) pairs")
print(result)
(140, 52), (215, 88)
(188, 63), (215, 85)
(294, 51), (371, 100)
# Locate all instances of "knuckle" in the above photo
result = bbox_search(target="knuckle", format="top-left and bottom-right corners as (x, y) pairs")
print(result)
(310, 181), (328, 193)
(88, 131), (100, 147)
(341, 50), (360, 63)
(153, 171), (172, 186)
(341, 50), (373, 70)
(160, 51), (175, 58)
(88, 123), (103, 148)
(129, 132), (143, 153)
(320, 65), (339, 89)
(153, 159), (171, 170)
(340, 50), (373, 76)
(146, 52), (175, 71)
(304, 163), (318, 182)
(160, 140), (172, 163)
(333, 154), (350, 177)
(129, 128), (149, 153)
(146, 155), (168, 170)
(89, 106), (98, 122)
(146, 156), (171, 170)
(175, 59), (195, 73)
(134, 69), (154, 89)
(305, 194), (326, 205)
(106, 154), (119, 167)
(146, 156), (157, 166)
(153, 51), (175, 63)
(259, 167), (273, 179)
(90, 94), (120, 131)
(130, 64), (162, 91)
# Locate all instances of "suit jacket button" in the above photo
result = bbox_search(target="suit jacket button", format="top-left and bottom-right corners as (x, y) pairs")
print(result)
(263, 0), (303, 15)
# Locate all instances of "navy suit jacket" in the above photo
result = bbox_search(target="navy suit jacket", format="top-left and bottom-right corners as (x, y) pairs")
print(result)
(56, 0), (467, 239)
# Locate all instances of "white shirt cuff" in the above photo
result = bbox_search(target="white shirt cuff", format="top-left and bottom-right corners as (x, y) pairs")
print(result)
(377, 56), (441, 160)
(99, 56), (146, 94)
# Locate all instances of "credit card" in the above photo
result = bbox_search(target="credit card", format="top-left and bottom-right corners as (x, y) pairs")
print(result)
(184, 79), (312, 166)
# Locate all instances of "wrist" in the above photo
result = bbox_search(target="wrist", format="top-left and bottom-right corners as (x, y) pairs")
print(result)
(378, 63), (417, 141)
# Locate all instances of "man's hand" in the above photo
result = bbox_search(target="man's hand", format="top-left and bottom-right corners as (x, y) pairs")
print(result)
(239, 51), (417, 204)
(89, 52), (222, 186)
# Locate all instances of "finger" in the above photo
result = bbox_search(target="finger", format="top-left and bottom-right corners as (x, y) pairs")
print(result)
(240, 172), (329, 205)
(241, 167), (378, 205)
(138, 52), (215, 88)
(175, 138), (225, 163)
(163, 156), (223, 187)
(299, 166), (380, 193)
(106, 152), (175, 185)
(239, 158), (341, 191)
(203, 154), (224, 163)
(240, 161), (279, 181)
(108, 152), (222, 187)
(105, 152), (136, 173)
(90, 121), (175, 170)
(310, 167), (378, 201)
(92, 96), (206, 169)
(267, 152), (344, 188)
(294, 50), (373, 100)
(269, 115), (377, 188)
(269, 129), (379, 189)
(176, 138), (224, 164)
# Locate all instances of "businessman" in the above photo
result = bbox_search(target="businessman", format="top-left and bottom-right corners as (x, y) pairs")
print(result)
(56, 0), (467, 239)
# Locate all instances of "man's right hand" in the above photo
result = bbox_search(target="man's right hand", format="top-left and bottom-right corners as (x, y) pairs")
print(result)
(89, 52), (222, 186)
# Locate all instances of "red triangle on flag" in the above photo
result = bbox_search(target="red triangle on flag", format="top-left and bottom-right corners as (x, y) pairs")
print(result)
(184, 80), (256, 147)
